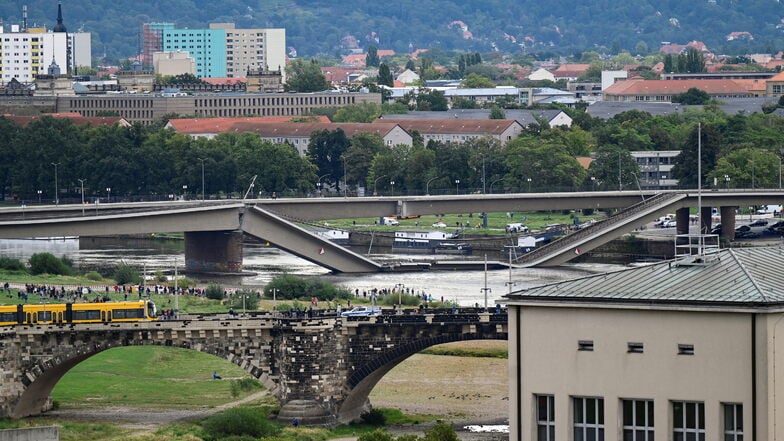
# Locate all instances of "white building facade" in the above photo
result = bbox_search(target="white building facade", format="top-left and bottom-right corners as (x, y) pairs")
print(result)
(504, 247), (784, 441)
(209, 23), (286, 79)
(0, 27), (90, 85)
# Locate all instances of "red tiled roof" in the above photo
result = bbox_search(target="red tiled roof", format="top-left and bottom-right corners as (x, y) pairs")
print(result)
(3, 114), (130, 127)
(227, 122), (404, 138)
(603, 79), (754, 96)
(373, 118), (520, 135)
(166, 116), (331, 134)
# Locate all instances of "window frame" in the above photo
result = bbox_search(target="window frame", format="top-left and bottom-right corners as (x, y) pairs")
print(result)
(535, 394), (555, 441)
(672, 400), (705, 441)
(723, 402), (743, 441)
(573, 396), (604, 441)
(622, 398), (654, 440)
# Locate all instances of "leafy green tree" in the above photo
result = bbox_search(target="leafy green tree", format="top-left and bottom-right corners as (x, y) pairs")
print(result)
(460, 73), (495, 88)
(422, 422), (460, 441)
(415, 89), (448, 111)
(672, 88), (710, 105)
(451, 97), (479, 109)
(0, 117), (21, 200)
(377, 63), (394, 87)
(586, 146), (640, 191)
(489, 106), (506, 119)
(404, 59), (416, 71)
(344, 132), (387, 188)
(332, 102), (382, 123)
(307, 129), (351, 190)
(709, 148), (779, 189)
(285, 59), (331, 92)
(504, 138), (587, 192)
(205, 283), (224, 300)
(29, 253), (72, 276)
(671, 123), (722, 189)
(683, 47), (706, 73)
(366, 45), (380, 67)
(113, 262), (140, 285)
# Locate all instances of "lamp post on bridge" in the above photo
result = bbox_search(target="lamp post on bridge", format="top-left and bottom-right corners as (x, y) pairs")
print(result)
(526, 177), (532, 193)
(106, 187), (111, 203)
(198, 158), (206, 201)
(373, 175), (387, 196)
(37, 190), (42, 204)
(426, 176), (442, 196)
(489, 177), (505, 194)
(724, 174), (730, 190)
(51, 162), (60, 205)
(390, 180), (395, 196)
(455, 179), (460, 195)
(77, 179), (86, 216)
(318, 173), (331, 197)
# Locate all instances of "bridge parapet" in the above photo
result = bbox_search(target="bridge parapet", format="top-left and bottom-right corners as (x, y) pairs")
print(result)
(0, 310), (507, 425)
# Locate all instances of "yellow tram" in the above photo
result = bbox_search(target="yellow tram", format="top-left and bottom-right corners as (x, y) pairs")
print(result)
(0, 300), (158, 326)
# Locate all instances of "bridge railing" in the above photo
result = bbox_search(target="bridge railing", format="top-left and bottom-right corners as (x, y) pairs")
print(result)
(514, 192), (685, 266)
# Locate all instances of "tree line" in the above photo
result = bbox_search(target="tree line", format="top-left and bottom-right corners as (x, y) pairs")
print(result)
(2, 104), (783, 204)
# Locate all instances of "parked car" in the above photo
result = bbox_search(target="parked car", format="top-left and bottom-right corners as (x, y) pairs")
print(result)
(735, 230), (760, 239)
(661, 220), (677, 228)
(749, 219), (769, 227)
(432, 221), (447, 228)
(340, 306), (382, 317)
(711, 225), (722, 234)
(735, 225), (751, 233)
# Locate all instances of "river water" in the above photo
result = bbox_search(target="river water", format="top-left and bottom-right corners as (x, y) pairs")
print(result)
(0, 237), (622, 306)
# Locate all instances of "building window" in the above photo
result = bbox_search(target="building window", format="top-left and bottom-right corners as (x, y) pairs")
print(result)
(578, 340), (594, 351)
(573, 397), (604, 441)
(536, 394), (555, 441)
(622, 399), (654, 440)
(627, 342), (644, 353)
(678, 344), (695, 355)
(723, 403), (743, 441)
(672, 401), (704, 441)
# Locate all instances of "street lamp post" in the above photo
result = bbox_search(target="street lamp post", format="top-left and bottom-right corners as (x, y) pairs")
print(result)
(342, 156), (348, 198)
(51, 162), (60, 205)
(390, 180), (395, 196)
(395, 283), (405, 307)
(489, 177), (505, 194)
(182, 185), (187, 200)
(455, 179), (460, 195)
(590, 176), (596, 192)
(426, 176), (442, 196)
(724, 174), (730, 190)
(77, 179), (85, 216)
(779, 148), (783, 190)
(317, 173), (331, 197)
(37, 190), (42, 204)
(527, 177), (532, 193)
(106, 187), (111, 203)
(373, 175), (387, 196)
(198, 158), (206, 201)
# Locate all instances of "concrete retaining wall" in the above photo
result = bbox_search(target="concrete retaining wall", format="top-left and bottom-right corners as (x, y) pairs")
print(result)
(0, 426), (59, 441)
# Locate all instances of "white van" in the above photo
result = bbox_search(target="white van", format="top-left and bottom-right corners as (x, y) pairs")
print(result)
(506, 223), (529, 233)
(380, 216), (399, 226)
(757, 205), (782, 214)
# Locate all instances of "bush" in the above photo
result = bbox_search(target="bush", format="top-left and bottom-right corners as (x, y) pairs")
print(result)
(113, 262), (140, 285)
(228, 289), (259, 311)
(201, 407), (278, 440)
(154, 270), (168, 283)
(205, 283), (224, 300)
(360, 408), (387, 426)
(229, 378), (261, 398)
(84, 271), (103, 281)
(29, 253), (72, 275)
(422, 422), (459, 441)
(357, 429), (395, 441)
(264, 274), (352, 301)
(0, 257), (26, 272)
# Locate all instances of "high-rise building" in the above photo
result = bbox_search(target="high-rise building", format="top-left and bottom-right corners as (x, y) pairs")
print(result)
(0, 4), (91, 85)
(142, 22), (285, 79)
(209, 23), (285, 79)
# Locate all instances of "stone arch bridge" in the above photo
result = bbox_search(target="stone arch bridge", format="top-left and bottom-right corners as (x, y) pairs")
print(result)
(0, 310), (507, 425)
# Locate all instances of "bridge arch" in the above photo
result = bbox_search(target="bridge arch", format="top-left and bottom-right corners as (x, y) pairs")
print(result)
(336, 320), (507, 424)
(3, 325), (281, 419)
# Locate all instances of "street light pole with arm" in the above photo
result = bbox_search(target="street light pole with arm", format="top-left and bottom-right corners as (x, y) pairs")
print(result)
(198, 158), (205, 201)
(373, 175), (387, 196)
(77, 179), (86, 216)
(426, 176), (442, 196)
(51, 162), (60, 205)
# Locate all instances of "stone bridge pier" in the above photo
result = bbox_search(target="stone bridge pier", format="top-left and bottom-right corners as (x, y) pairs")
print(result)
(184, 230), (244, 274)
(0, 311), (507, 425)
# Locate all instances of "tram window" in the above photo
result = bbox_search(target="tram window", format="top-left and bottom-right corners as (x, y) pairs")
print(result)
(113, 309), (144, 319)
(73, 310), (101, 320)
(39, 311), (52, 321)
(0, 312), (17, 322)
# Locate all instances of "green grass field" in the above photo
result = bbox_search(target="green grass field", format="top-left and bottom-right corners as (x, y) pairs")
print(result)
(52, 346), (260, 408)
